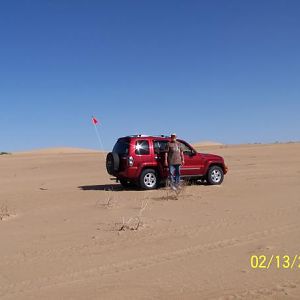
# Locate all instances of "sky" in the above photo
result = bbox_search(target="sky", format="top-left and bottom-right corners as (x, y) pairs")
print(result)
(0, 0), (299, 152)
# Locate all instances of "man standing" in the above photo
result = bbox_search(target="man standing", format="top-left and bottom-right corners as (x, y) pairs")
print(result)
(164, 133), (185, 190)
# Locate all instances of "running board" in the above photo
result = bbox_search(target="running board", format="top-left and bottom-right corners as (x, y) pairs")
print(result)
(180, 174), (204, 178)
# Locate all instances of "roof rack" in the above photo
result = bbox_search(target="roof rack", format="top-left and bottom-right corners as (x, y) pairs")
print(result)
(127, 134), (169, 138)
(128, 134), (149, 137)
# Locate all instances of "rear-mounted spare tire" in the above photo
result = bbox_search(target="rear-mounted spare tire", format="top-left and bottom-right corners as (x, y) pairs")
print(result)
(106, 152), (120, 175)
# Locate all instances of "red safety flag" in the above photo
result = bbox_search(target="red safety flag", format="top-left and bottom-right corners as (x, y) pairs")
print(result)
(92, 116), (99, 125)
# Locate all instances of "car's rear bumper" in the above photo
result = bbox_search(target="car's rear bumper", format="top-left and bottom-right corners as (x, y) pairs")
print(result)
(114, 166), (140, 180)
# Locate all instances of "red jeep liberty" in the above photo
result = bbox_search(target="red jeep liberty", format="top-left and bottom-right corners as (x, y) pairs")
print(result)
(106, 135), (228, 190)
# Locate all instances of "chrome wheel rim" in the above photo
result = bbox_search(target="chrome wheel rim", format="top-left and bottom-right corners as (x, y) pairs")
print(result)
(211, 169), (222, 183)
(144, 173), (156, 188)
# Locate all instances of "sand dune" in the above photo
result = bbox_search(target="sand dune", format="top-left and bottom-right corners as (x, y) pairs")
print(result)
(1, 143), (300, 299)
(14, 147), (102, 155)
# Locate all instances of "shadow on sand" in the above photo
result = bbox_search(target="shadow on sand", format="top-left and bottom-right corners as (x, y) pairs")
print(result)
(78, 184), (142, 191)
(78, 180), (209, 192)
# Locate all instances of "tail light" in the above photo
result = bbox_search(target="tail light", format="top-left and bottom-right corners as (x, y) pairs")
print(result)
(128, 156), (134, 166)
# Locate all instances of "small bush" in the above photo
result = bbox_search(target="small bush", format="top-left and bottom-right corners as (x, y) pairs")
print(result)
(0, 152), (11, 155)
(117, 200), (148, 231)
(0, 204), (10, 221)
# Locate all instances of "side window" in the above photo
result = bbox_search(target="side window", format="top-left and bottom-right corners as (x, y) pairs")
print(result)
(179, 142), (193, 155)
(153, 140), (168, 154)
(135, 140), (150, 155)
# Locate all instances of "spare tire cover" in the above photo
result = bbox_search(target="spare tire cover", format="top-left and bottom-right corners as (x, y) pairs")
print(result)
(106, 152), (120, 174)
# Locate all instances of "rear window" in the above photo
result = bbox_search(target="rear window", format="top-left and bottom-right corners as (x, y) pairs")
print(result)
(135, 140), (150, 155)
(113, 138), (129, 154)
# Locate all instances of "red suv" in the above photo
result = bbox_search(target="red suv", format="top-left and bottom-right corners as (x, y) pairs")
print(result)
(106, 135), (228, 190)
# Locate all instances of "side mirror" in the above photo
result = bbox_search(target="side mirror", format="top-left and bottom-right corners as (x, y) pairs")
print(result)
(190, 150), (196, 156)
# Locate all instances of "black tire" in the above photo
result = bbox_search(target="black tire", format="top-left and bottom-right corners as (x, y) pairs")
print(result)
(119, 179), (136, 188)
(139, 169), (158, 190)
(206, 165), (224, 185)
(106, 152), (120, 175)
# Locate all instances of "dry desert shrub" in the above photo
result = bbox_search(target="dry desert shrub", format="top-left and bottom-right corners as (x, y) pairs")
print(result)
(0, 152), (11, 155)
(117, 200), (148, 231)
(96, 189), (115, 209)
(118, 216), (141, 231)
(158, 179), (189, 200)
(0, 204), (10, 221)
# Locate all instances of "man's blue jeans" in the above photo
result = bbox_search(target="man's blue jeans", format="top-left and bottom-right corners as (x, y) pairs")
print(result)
(169, 164), (181, 186)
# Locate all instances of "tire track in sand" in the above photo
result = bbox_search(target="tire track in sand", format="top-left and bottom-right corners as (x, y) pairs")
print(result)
(1, 222), (299, 299)
(1, 204), (298, 268)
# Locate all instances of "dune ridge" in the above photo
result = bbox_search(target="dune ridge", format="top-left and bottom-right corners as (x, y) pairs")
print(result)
(14, 147), (104, 155)
(192, 140), (224, 147)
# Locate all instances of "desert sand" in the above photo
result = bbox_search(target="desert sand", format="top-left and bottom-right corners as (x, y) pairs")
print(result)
(0, 143), (300, 299)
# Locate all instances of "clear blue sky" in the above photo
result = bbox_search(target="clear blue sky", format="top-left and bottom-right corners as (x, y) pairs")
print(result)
(1, 0), (299, 151)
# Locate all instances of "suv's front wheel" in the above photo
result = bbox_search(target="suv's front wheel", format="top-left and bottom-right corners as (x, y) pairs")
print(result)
(206, 165), (224, 185)
(139, 169), (158, 190)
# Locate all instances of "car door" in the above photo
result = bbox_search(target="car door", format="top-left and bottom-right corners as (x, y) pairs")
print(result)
(153, 140), (169, 178)
(178, 141), (205, 176)
(134, 139), (152, 167)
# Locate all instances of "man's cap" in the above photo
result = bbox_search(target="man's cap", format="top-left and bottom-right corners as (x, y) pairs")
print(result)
(171, 133), (176, 137)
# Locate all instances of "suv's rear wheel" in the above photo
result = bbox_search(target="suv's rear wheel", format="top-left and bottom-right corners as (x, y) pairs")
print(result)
(206, 165), (224, 185)
(139, 169), (158, 190)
